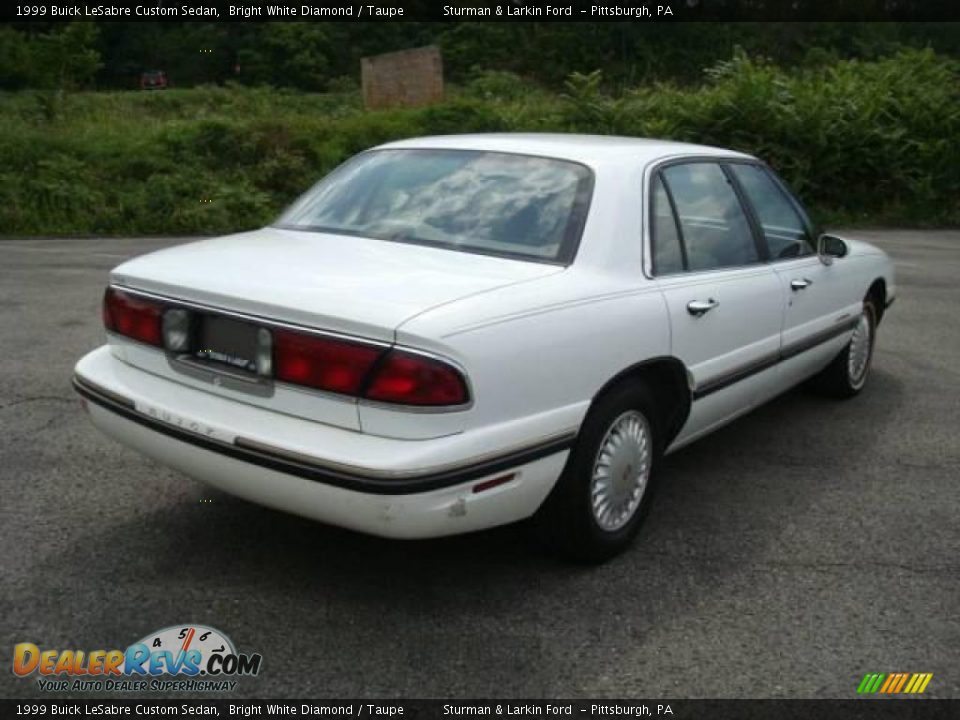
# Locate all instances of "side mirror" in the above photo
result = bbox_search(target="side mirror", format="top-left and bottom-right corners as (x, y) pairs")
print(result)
(817, 233), (848, 265)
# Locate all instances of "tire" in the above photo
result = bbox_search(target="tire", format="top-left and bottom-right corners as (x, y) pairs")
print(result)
(535, 381), (661, 563)
(813, 297), (878, 399)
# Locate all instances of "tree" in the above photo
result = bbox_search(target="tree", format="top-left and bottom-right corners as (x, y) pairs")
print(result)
(237, 24), (334, 90)
(34, 23), (103, 90)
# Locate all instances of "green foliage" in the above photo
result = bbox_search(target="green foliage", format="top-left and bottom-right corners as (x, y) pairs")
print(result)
(4, 21), (958, 93)
(463, 69), (536, 102)
(237, 24), (335, 91)
(0, 23), (101, 90)
(0, 48), (957, 236)
(561, 71), (630, 134)
(418, 100), (508, 134)
(554, 49), (960, 225)
(0, 27), (33, 89)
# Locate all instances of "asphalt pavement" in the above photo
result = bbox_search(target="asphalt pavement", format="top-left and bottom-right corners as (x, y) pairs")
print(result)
(1, 230), (958, 699)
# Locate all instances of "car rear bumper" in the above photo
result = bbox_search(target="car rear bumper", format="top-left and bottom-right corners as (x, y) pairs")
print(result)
(74, 346), (571, 538)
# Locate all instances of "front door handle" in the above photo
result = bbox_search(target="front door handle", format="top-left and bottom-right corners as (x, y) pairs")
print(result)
(790, 278), (813, 291)
(687, 298), (719, 316)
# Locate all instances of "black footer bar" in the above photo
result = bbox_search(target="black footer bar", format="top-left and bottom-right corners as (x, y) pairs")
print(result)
(2, 699), (959, 719)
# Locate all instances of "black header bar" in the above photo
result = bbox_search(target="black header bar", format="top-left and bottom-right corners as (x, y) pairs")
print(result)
(3, 1), (959, 23)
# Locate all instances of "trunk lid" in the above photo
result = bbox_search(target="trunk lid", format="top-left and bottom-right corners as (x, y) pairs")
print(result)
(107, 228), (562, 436)
(111, 227), (560, 341)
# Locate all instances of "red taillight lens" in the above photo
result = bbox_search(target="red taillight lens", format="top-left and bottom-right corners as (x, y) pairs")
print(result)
(103, 287), (163, 347)
(364, 350), (468, 407)
(274, 329), (382, 395)
(100, 288), (470, 407)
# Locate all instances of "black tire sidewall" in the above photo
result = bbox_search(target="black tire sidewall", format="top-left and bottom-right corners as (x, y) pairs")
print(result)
(847, 299), (877, 392)
(540, 382), (661, 560)
(812, 296), (879, 399)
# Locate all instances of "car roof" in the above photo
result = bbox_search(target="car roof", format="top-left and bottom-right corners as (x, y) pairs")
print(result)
(375, 133), (754, 168)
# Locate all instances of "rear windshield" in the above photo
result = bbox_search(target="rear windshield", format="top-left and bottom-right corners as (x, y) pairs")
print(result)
(275, 149), (594, 264)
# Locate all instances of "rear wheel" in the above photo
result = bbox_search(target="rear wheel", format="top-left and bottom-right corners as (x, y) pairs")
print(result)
(813, 297), (877, 398)
(535, 382), (660, 563)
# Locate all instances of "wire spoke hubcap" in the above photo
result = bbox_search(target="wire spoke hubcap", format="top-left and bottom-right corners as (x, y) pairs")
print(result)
(590, 410), (652, 532)
(848, 310), (873, 387)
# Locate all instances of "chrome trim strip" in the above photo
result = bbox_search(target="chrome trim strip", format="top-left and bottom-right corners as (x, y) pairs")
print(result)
(780, 317), (860, 361)
(692, 317), (859, 400)
(233, 428), (577, 481)
(692, 351), (781, 400)
(73, 373), (573, 495)
(110, 284), (393, 347)
(74, 374), (137, 410)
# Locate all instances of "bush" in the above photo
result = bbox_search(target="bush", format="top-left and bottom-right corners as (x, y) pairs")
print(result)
(561, 48), (960, 225)
(462, 69), (538, 102)
(0, 49), (957, 236)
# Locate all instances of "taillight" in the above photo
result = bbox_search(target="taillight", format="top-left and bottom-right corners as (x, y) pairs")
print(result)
(274, 329), (382, 395)
(364, 350), (469, 407)
(100, 287), (470, 407)
(103, 287), (163, 347)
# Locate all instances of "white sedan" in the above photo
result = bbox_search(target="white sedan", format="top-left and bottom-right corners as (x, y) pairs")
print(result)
(74, 134), (895, 560)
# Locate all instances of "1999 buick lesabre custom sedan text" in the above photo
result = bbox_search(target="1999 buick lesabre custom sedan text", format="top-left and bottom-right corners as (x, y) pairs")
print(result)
(30, 5), (221, 18)
(74, 134), (895, 560)
(16, 704), (219, 715)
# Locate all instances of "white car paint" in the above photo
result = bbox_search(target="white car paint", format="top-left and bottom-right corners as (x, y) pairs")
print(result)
(74, 134), (896, 538)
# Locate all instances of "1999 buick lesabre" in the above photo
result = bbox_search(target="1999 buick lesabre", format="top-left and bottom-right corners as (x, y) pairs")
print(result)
(74, 134), (895, 560)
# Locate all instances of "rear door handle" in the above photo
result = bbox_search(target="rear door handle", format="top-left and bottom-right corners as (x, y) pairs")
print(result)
(687, 298), (719, 316)
(790, 278), (813, 291)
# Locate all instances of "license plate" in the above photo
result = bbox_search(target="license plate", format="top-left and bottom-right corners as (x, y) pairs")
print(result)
(193, 314), (265, 374)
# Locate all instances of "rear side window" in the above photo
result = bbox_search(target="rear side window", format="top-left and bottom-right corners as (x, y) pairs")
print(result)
(651, 176), (685, 275)
(729, 164), (813, 260)
(660, 163), (759, 272)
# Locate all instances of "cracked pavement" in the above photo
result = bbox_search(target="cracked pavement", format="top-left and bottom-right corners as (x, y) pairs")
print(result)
(1, 231), (958, 699)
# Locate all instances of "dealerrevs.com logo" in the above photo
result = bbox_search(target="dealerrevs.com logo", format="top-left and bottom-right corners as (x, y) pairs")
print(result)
(12, 624), (262, 693)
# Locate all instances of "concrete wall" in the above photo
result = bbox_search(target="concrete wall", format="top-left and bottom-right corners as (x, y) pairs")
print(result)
(361, 46), (444, 110)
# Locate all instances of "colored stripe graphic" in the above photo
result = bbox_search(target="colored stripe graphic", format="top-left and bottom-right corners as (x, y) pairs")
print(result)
(857, 673), (885, 693)
(857, 672), (932, 694)
(892, 673), (909, 693)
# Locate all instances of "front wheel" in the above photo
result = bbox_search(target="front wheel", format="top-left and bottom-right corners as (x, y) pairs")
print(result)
(813, 298), (877, 398)
(534, 382), (660, 563)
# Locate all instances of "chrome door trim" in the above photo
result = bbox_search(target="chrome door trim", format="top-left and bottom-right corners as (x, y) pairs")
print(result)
(691, 316), (859, 400)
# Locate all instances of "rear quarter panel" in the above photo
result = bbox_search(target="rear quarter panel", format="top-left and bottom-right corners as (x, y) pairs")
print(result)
(374, 267), (670, 443)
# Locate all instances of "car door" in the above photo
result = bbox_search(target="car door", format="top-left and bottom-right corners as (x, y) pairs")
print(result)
(648, 160), (785, 449)
(727, 163), (863, 387)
